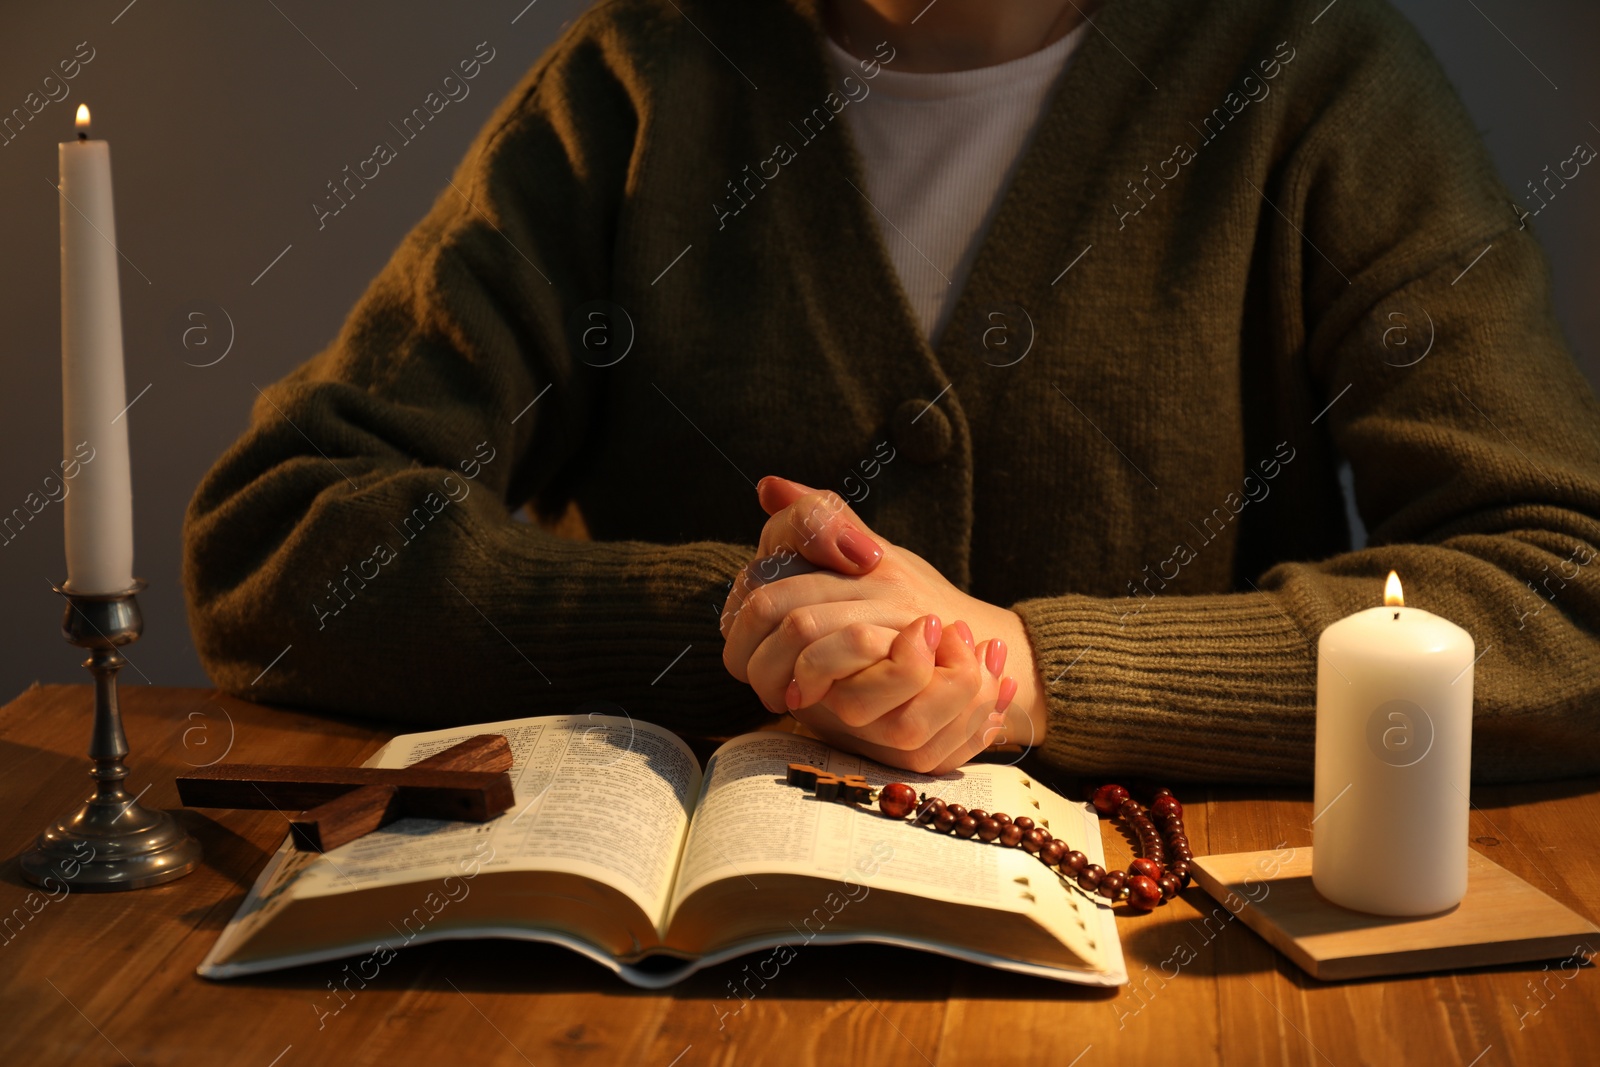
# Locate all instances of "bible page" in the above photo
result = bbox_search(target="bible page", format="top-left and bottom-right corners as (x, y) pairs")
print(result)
(666, 732), (1103, 959)
(286, 714), (700, 930)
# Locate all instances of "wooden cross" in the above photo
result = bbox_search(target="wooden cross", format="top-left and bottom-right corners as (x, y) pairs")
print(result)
(176, 734), (515, 852)
(785, 763), (875, 805)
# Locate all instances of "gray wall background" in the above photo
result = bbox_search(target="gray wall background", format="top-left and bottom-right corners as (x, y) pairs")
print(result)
(0, 0), (1594, 701)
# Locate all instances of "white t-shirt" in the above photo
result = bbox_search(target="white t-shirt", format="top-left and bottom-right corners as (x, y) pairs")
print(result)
(826, 24), (1088, 346)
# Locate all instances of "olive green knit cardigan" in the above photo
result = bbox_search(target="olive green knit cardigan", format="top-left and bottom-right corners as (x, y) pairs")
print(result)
(183, 0), (1600, 783)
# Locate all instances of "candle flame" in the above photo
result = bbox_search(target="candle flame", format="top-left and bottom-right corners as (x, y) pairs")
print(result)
(76, 104), (90, 129)
(1384, 570), (1404, 607)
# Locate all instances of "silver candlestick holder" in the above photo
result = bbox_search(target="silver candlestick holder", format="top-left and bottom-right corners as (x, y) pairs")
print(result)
(20, 580), (201, 891)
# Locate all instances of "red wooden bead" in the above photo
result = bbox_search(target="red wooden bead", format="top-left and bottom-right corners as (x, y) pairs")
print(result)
(999, 824), (1024, 848)
(1152, 787), (1173, 799)
(976, 817), (1001, 842)
(1151, 794), (1183, 820)
(1062, 850), (1088, 873)
(934, 809), (957, 832)
(1041, 840), (1067, 866)
(993, 813), (1013, 826)
(878, 783), (917, 820)
(916, 798), (946, 825)
(1158, 874), (1182, 900)
(1167, 860), (1192, 887)
(1092, 784), (1130, 816)
(1128, 857), (1163, 881)
(1022, 828), (1046, 853)
(1013, 816), (1035, 832)
(946, 804), (968, 820)
(1077, 864), (1105, 890)
(1126, 875), (1162, 911)
(968, 809), (989, 821)
(1098, 870), (1127, 899)
(954, 815), (978, 839)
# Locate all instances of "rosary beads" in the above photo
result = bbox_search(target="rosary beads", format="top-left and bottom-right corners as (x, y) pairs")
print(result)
(884, 781), (1190, 911)
(784, 765), (1190, 912)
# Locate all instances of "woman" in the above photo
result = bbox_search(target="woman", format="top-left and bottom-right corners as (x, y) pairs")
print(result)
(184, 0), (1600, 782)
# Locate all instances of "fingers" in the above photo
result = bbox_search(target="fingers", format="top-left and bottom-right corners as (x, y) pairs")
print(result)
(781, 620), (900, 711)
(742, 551), (820, 589)
(754, 477), (883, 575)
(720, 563), (857, 649)
(793, 632), (1016, 775)
(719, 549), (823, 645)
(792, 615), (943, 725)
(742, 601), (904, 708)
(924, 716), (1004, 775)
(756, 475), (812, 516)
(798, 709), (993, 779)
(923, 644), (1023, 772)
(792, 721), (937, 778)
(721, 571), (903, 682)
(851, 631), (991, 753)
(803, 626), (986, 758)
(951, 620), (975, 653)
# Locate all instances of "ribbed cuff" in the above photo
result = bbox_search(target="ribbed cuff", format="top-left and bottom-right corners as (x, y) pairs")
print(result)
(453, 516), (766, 735)
(1012, 591), (1319, 783)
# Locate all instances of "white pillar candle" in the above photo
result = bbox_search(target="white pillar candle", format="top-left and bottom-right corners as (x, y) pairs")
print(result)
(59, 104), (135, 594)
(1313, 571), (1475, 915)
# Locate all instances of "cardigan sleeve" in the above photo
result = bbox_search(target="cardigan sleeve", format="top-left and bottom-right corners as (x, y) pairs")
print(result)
(1014, 0), (1600, 785)
(182, 27), (764, 735)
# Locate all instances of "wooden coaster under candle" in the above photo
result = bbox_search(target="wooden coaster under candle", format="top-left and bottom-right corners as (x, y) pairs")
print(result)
(1191, 846), (1597, 980)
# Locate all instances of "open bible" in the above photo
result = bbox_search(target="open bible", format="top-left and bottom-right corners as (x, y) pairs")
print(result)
(198, 714), (1126, 988)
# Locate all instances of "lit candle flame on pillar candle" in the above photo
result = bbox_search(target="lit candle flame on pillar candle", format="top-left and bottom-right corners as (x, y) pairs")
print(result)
(1313, 569), (1476, 916)
(59, 102), (137, 594)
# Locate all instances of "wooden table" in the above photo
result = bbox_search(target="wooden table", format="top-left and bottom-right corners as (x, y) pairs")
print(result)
(2, 685), (1596, 1066)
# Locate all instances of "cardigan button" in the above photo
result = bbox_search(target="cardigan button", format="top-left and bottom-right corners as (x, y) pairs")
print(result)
(890, 397), (953, 465)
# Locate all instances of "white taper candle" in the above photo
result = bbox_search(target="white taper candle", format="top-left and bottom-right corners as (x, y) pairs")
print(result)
(59, 103), (135, 594)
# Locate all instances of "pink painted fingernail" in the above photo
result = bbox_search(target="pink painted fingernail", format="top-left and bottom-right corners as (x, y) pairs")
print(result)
(923, 615), (942, 652)
(995, 676), (1018, 714)
(985, 639), (1007, 677)
(953, 621), (975, 651)
(785, 679), (802, 710)
(836, 524), (882, 570)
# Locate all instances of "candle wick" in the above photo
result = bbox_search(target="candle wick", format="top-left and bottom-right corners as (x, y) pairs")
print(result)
(77, 131), (87, 141)
(1393, 611), (1400, 620)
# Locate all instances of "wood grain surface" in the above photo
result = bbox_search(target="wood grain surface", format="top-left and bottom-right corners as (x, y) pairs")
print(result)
(1191, 846), (1598, 981)
(1, 685), (1595, 1066)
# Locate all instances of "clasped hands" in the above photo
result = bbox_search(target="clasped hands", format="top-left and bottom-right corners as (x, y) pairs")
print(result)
(719, 476), (1046, 774)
